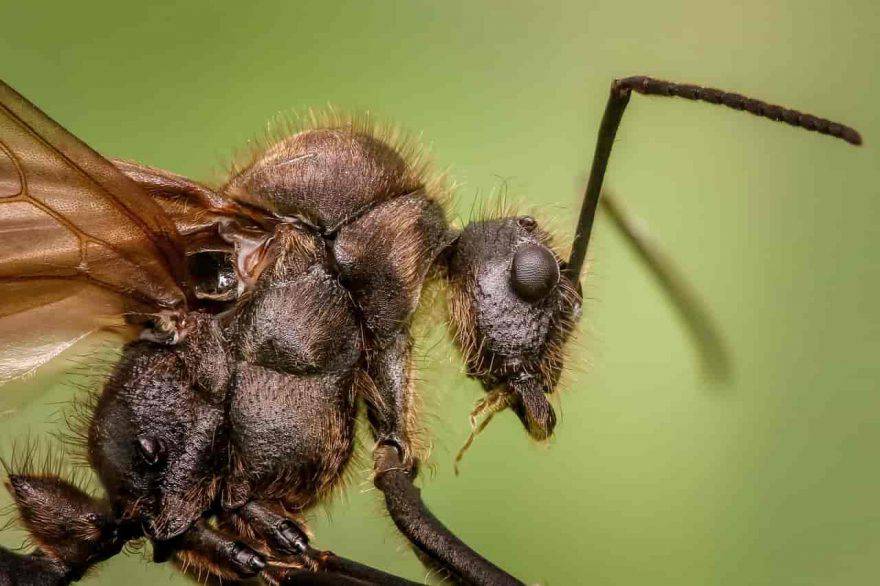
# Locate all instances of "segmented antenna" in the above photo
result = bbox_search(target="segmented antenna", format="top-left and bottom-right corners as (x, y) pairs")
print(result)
(566, 75), (864, 284)
(615, 76), (862, 145)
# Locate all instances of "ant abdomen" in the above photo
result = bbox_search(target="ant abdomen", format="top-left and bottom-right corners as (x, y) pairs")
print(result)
(4, 474), (125, 582)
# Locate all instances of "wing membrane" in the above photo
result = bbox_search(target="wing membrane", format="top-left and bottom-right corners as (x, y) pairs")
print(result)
(112, 159), (274, 254)
(0, 79), (191, 385)
(0, 281), (124, 385)
(0, 80), (190, 307)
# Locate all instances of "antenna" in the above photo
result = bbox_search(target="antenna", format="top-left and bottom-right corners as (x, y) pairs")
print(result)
(565, 76), (863, 283)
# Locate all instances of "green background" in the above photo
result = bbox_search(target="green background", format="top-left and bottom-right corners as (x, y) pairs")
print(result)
(1, 1), (877, 584)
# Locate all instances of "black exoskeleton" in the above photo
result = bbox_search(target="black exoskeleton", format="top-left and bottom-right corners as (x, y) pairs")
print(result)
(0, 76), (861, 585)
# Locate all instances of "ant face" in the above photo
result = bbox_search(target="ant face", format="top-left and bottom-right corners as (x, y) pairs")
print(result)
(446, 215), (581, 440)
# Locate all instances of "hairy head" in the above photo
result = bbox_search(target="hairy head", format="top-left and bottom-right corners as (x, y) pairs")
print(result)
(445, 215), (581, 440)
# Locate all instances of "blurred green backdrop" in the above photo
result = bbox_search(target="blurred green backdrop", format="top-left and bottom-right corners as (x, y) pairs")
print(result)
(1, 1), (877, 584)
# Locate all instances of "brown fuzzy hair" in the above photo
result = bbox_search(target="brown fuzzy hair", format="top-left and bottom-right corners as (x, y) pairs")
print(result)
(223, 108), (454, 223)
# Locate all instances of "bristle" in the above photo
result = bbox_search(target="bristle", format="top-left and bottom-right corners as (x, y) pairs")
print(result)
(1, 438), (95, 498)
(49, 342), (117, 472)
(0, 499), (19, 534)
(224, 107), (456, 213)
(403, 328), (447, 466)
(353, 370), (386, 417)
(173, 548), (240, 583)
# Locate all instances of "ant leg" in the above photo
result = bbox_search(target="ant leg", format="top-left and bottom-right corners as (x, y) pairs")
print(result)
(373, 445), (524, 586)
(224, 501), (420, 585)
(231, 501), (309, 557)
(309, 552), (423, 586)
(1, 474), (133, 584)
(262, 566), (371, 585)
(261, 550), (422, 586)
(153, 520), (266, 579)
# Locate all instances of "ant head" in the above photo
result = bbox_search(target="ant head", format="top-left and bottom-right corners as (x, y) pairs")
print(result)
(445, 215), (581, 440)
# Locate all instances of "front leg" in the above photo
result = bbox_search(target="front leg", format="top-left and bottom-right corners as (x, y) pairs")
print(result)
(230, 500), (309, 557)
(0, 548), (69, 586)
(264, 553), (421, 586)
(364, 330), (420, 473)
(373, 446), (523, 586)
(364, 335), (523, 585)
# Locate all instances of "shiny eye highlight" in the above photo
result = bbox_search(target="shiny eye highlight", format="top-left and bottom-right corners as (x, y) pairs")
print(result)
(510, 244), (559, 302)
(136, 435), (166, 466)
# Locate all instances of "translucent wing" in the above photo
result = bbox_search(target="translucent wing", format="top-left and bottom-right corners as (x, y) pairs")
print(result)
(111, 158), (275, 254)
(110, 160), (279, 304)
(0, 79), (191, 385)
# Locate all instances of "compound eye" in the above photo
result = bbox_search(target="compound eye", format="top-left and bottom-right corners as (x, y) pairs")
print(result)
(511, 244), (560, 302)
